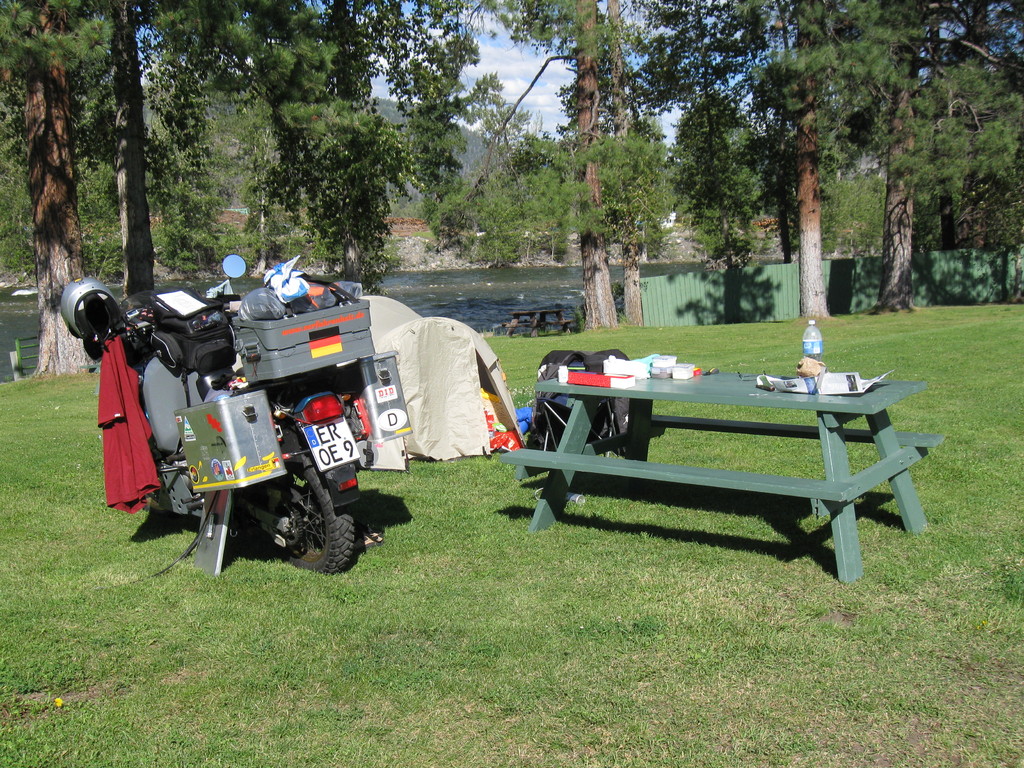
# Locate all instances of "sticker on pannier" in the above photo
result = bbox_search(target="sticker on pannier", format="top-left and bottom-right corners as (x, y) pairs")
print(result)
(309, 327), (343, 359)
(235, 303), (374, 382)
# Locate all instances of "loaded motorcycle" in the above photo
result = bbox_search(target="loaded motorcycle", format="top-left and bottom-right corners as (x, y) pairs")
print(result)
(60, 256), (411, 576)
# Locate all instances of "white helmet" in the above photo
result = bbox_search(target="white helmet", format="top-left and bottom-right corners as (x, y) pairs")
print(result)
(60, 277), (121, 340)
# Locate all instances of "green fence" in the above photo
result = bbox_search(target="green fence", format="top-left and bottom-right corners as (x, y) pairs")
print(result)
(640, 249), (1020, 327)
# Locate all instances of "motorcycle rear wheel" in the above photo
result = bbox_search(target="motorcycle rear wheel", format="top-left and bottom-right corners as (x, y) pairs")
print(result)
(287, 465), (357, 573)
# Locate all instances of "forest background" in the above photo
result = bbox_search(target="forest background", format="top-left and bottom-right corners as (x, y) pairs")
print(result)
(1, 0), (1022, 373)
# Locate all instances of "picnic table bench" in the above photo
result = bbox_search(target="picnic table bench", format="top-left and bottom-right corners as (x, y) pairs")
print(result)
(8, 336), (38, 380)
(501, 373), (943, 583)
(502, 308), (573, 337)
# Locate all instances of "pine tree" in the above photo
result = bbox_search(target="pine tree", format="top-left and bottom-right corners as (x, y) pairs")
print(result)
(0, 1), (106, 374)
(842, 0), (1024, 310)
(111, 0), (154, 295)
(490, 0), (618, 329)
(225, 0), (476, 289)
(793, 0), (829, 317)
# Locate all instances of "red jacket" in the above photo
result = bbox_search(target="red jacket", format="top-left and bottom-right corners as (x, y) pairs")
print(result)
(97, 336), (160, 512)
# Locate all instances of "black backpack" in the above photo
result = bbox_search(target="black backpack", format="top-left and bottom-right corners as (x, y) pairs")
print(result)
(132, 289), (236, 376)
(531, 349), (630, 451)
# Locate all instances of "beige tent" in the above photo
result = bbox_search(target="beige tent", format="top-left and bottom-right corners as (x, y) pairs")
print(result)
(365, 296), (523, 465)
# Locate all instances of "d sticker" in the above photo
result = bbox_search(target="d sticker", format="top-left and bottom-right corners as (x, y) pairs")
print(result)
(378, 408), (409, 432)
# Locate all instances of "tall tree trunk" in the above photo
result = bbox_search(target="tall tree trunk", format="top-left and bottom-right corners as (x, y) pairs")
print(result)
(719, 207), (733, 269)
(607, 0), (628, 140)
(253, 207), (271, 275)
(608, 0), (642, 325)
(577, 0), (616, 329)
(622, 241), (643, 324)
(343, 234), (362, 283)
(878, 88), (915, 311)
(251, 125), (275, 275)
(112, 0), (155, 296)
(776, 162), (793, 263)
(26, 4), (90, 375)
(938, 192), (956, 250)
(795, 6), (829, 318)
(956, 173), (984, 247)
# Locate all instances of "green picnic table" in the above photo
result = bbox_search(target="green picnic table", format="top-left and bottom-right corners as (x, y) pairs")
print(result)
(500, 373), (943, 583)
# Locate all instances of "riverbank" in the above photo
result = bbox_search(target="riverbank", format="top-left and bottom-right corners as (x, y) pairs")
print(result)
(0, 235), (707, 289)
(1, 221), (784, 288)
(391, 228), (712, 271)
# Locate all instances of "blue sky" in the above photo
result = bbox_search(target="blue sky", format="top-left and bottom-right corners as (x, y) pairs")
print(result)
(373, 23), (679, 137)
(461, 34), (680, 137)
(464, 37), (576, 131)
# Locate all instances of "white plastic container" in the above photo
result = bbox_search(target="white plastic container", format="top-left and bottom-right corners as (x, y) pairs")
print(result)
(603, 356), (650, 379)
(672, 364), (696, 380)
(651, 356), (676, 379)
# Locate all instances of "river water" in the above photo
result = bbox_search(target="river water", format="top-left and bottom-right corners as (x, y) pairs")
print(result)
(0, 262), (700, 380)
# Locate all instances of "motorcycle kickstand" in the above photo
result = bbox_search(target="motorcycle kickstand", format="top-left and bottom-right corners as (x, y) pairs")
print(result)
(194, 490), (233, 576)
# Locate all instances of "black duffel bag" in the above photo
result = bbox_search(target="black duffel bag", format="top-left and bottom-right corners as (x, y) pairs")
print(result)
(129, 288), (236, 376)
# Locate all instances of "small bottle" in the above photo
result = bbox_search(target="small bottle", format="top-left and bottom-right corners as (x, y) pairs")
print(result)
(802, 319), (823, 360)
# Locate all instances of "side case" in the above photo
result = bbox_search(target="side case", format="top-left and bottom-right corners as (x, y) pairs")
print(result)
(175, 389), (286, 492)
(358, 352), (413, 444)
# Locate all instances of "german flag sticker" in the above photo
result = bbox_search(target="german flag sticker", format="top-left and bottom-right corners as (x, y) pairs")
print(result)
(309, 327), (343, 359)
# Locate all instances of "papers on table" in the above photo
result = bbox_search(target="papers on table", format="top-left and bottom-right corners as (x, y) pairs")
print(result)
(756, 370), (894, 395)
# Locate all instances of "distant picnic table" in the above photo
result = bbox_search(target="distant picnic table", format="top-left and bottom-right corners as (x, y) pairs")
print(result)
(502, 308), (573, 337)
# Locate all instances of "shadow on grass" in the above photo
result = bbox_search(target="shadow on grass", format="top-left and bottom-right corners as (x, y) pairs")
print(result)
(499, 475), (907, 578)
(351, 487), (414, 531)
(129, 488), (412, 572)
(224, 488), (412, 572)
(130, 509), (194, 543)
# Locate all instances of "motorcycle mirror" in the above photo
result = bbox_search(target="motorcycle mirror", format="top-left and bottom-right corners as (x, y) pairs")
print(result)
(222, 253), (247, 279)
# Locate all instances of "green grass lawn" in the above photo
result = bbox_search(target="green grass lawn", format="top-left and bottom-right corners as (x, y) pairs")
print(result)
(1, 305), (1022, 767)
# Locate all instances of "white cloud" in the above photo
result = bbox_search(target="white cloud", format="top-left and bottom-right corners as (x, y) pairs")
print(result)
(373, 23), (679, 138)
(370, 36), (573, 131)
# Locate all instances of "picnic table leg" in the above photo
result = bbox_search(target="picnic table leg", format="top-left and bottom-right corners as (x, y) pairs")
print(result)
(623, 399), (654, 461)
(866, 410), (928, 534)
(529, 471), (569, 531)
(817, 412), (864, 583)
(823, 499), (863, 583)
(528, 397), (602, 532)
(622, 399), (654, 496)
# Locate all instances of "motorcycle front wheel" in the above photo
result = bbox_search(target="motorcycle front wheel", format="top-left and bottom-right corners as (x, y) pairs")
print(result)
(286, 464), (358, 573)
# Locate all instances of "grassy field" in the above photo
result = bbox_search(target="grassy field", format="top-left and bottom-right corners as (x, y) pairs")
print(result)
(1, 305), (1022, 767)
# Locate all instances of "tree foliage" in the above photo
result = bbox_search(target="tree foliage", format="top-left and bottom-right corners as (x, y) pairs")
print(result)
(640, 0), (772, 269)
(0, 0), (1022, 359)
(838, 0), (1024, 308)
(214, 0), (478, 290)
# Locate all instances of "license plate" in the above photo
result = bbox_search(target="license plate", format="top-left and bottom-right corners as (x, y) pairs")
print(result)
(302, 419), (359, 471)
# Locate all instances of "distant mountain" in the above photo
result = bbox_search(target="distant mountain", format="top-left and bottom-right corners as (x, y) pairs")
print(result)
(374, 97), (486, 177)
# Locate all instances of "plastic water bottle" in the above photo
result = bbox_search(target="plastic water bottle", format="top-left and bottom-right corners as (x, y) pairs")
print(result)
(802, 320), (823, 360)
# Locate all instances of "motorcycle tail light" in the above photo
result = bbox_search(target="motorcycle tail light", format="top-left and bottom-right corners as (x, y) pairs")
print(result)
(299, 394), (343, 424)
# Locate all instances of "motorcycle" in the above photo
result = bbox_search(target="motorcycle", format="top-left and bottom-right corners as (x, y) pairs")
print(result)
(60, 255), (411, 576)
